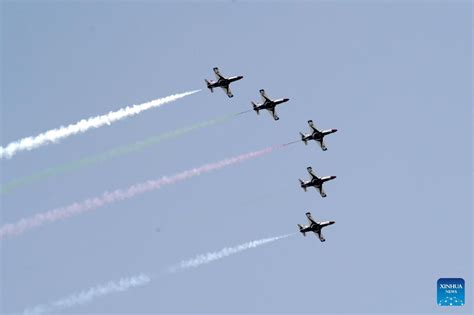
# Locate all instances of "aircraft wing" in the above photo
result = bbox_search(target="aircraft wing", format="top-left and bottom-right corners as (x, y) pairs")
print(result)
(222, 85), (233, 98)
(318, 139), (327, 151)
(316, 231), (326, 242)
(317, 186), (327, 198)
(308, 120), (318, 132)
(213, 67), (224, 80)
(260, 89), (271, 102)
(306, 212), (317, 225)
(267, 108), (279, 120)
(307, 167), (317, 179)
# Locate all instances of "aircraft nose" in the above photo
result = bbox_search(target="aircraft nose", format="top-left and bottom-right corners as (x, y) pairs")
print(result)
(284, 98), (290, 102)
(333, 129), (338, 132)
(332, 176), (337, 179)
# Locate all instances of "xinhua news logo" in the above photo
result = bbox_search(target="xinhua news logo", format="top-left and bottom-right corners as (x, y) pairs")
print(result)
(437, 278), (465, 306)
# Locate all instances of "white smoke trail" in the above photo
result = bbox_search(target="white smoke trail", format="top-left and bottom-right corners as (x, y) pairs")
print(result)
(22, 234), (292, 314)
(167, 233), (295, 273)
(0, 90), (200, 159)
(0, 145), (285, 239)
(24, 274), (151, 315)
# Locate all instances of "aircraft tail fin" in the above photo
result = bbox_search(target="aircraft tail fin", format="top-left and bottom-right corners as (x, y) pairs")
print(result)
(299, 179), (307, 191)
(205, 79), (213, 92)
(300, 132), (307, 145)
(252, 102), (259, 115)
(298, 224), (306, 237)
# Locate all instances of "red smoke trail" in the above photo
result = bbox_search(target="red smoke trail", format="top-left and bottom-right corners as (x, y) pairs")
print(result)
(1, 143), (293, 239)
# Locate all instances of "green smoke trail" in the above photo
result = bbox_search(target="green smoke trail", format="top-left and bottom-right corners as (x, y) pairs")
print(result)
(1, 112), (242, 194)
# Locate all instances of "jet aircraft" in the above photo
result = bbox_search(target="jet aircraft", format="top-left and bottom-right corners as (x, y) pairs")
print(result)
(205, 67), (243, 98)
(300, 120), (338, 151)
(298, 212), (335, 242)
(299, 167), (336, 198)
(251, 89), (289, 120)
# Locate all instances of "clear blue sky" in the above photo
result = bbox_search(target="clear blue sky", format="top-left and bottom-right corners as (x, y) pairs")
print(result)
(1, 1), (472, 314)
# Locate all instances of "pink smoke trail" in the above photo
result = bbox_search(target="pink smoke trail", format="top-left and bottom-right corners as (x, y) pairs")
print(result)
(1, 143), (293, 239)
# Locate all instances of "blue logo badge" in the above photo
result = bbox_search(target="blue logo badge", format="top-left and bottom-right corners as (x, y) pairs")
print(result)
(437, 278), (465, 306)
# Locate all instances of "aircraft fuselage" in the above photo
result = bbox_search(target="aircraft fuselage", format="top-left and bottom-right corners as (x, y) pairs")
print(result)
(304, 131), (323, 142)
(300, 225), (315, 234)
(255, 98), (290, 110)
(301, 221), (335, 234)
(302, 179), (323, 189)
(303, 175), (336, 188)
(209, 75), (243, 88)
(303, 129), (338, 142)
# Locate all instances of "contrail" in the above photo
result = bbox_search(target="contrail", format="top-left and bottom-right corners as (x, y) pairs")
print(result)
(167, 233), (294, 273)
(1, 111), (245, 194)
(23, 233), (292, 314)
(1, 143), (295, 239)
(0, 90), (200, 159)
(23, 274), (151, 315)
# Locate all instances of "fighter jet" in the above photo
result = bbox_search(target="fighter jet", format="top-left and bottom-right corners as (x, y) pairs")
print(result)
(299, 167), (336, 198)
(251, 89), (289, 121)
(300, 120), (338, 151)
(205, 67), (243, 98)
(298, 212), (335, 242)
